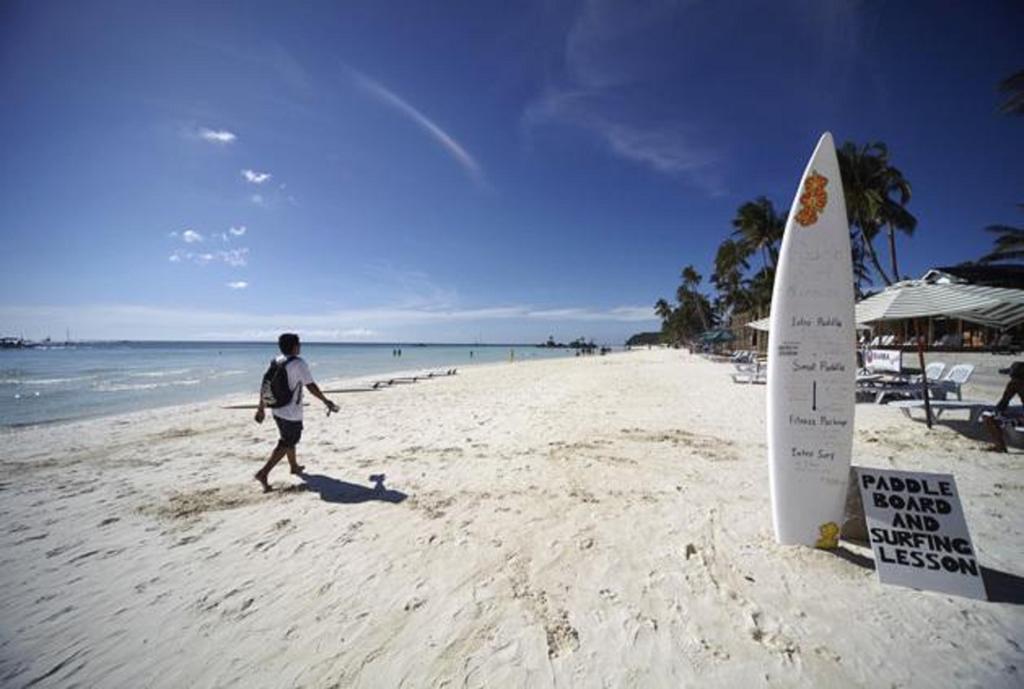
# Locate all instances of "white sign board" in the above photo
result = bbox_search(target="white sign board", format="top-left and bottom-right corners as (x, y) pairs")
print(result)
(858, 467), (986, 599)
(864, 348), (901, 373)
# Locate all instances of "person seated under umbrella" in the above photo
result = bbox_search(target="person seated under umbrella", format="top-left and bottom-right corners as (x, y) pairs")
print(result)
(983, 361), (1024, 453)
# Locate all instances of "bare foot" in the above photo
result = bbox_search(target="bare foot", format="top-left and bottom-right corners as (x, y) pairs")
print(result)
(290, 465), (306, 475)
(254, 472), (272, 492)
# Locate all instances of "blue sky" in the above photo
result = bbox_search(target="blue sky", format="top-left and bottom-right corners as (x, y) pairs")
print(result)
(1, 1), (1022, 343)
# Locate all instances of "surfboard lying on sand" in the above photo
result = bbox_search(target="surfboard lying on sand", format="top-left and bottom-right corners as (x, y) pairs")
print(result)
(767, 132), (856, 547)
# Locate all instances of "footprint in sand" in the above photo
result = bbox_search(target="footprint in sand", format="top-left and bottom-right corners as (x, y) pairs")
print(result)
(141, 483), (305, 520)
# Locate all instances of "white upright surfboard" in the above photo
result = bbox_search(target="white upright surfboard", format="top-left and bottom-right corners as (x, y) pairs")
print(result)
(767, 132), (856, 547)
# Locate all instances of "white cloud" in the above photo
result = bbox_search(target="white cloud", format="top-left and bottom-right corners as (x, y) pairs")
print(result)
(350, 68), (486, 187)
(181, 229), (204, 243)
(201, 42), (313, 97)
(227, 281), (249, 290)
(168, 248), (249, 267)
(522, 1), (725, 196)
(242, 169), (272, 184)
(199, 128), (237, 144)
(229, 225), (247, 236)
(250, 194), (264, 205)
(525, 306), (654, 322)
(525, 90), (723, 196)
(340, 328), (376, 338)
(599, 120), (722, 191)
(0, 302), (657, 341)
(219, 248), (249, 267)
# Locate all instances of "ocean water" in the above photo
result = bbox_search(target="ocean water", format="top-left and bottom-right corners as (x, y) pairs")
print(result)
(0, 342), (581, 427)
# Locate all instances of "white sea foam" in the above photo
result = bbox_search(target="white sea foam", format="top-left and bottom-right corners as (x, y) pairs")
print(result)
(210, 369), (246, 378)
(0, 376), (96, 386)
(96, 379), (202, 392)
(127, 368), (193, 378)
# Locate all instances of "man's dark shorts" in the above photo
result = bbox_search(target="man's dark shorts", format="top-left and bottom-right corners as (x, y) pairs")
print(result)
(273, 416), (303, 449)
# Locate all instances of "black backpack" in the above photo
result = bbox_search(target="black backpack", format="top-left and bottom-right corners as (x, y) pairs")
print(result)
(260, 356), (297, 408)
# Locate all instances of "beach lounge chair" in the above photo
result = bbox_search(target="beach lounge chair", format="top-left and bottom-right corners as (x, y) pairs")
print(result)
(731, 360), (766, 384)
(877, 362), (973, 404)
(931, 363), (974, 401)
(922, 361), (947, 383)
(731, 369), (766, 384)
(889, 399), (1023, 424)
(865, 361), (946, 404)
(733, 356), (766, 373)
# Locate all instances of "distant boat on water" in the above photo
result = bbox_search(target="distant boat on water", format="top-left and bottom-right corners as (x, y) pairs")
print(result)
(0, 335), (77, 350)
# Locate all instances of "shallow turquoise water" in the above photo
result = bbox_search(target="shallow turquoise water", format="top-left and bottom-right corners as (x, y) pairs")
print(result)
(0, 342), (579, 427)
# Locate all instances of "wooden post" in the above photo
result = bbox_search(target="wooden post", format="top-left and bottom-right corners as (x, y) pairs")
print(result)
(914, 318), (933, 429)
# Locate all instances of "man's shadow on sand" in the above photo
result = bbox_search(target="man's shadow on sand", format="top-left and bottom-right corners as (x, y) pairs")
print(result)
(832, 545), (1024, 605)
(297, 472), (407, 504)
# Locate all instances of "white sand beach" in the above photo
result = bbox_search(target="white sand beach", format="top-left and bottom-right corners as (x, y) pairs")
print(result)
(1, 348), (1021, 688)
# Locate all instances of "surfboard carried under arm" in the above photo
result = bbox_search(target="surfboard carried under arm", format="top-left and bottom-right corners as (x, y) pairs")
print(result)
(767, 132), (856, 547)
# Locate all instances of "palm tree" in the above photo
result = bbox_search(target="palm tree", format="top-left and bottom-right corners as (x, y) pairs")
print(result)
(677, 265), (710, 332)
(837, 142), (917, 285)
(979, 205), (1024, 263)
(654, 298), (673, 322)
(711, 238), (751, 315)
(849, 232), (874, 298)
(999, 70), (1024, 116)
(680, 265), (702, 292)
(732, 197), (784, 271)
(743, 266), (776, 317)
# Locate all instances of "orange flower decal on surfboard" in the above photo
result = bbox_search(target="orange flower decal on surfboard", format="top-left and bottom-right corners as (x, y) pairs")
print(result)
(795, 171), (828, 227)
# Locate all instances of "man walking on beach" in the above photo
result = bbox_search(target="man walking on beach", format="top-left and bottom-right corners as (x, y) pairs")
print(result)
(254, 333), (339, 492)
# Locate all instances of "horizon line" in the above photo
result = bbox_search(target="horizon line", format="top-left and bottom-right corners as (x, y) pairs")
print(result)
(8, 338), (628, 347)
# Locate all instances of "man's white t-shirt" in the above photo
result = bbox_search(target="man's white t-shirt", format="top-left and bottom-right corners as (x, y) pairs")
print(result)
(271, 356), (314, 422)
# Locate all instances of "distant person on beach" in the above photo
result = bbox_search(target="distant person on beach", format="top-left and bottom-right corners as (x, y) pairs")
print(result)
(982, 361), (1024, 453)
(253, 333), (339, 491)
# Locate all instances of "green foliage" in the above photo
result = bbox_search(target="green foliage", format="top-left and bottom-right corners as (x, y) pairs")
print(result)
(731, 197), (784, 271)
(837, 141), (916, 284)
(625, 332), (662, 346)
(709, 200), (783, 323)
(666, 138), (916, 330)
(979, 205), (1024, 263)
(655, 264), (716, 343)
(998, 70), (1024, 116)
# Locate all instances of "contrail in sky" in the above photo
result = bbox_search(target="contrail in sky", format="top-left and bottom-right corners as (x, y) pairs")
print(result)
(349, 68), (485, 187)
